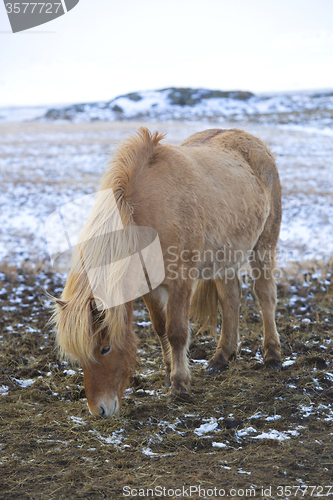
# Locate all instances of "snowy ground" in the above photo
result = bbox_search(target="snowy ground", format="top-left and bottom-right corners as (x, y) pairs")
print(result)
(0, 119), (332, 272)
(0, 114), (332, 497)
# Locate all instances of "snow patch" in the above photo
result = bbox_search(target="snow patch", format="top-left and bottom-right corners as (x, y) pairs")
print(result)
(253, 429), (299, 441)
(212, 442), (227, 448)
(0, 385), (9, 395)
(194, 418), (218, 436)
(12, 378), (35, 388)
(64, 369), (76, 376)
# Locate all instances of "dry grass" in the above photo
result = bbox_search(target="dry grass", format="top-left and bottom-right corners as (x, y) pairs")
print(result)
(0, 263), (332, 499)
(1, 120), (333, 498)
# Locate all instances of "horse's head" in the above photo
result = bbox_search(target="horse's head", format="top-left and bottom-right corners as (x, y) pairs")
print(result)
(55, 298), (137, 417)
(82, 327), (137, 417)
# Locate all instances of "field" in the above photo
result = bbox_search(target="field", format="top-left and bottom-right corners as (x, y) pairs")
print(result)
(0, 121), (332, 499)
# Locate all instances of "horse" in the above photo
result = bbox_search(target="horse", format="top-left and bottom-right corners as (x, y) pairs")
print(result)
(52, 127), (282, 417)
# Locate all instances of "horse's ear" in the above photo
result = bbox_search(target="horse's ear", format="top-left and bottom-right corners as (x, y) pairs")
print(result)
(41, 288), (68, 309)
(85, 299), (95, 335)
(55, 298), (68, 309)
(86, 298), (105, 335)
(90, 296), (106, 313)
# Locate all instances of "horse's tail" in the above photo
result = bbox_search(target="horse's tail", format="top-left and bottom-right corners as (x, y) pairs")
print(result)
(190, 280), (219, 336)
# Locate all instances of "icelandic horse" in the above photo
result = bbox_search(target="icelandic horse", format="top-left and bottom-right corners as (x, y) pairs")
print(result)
(53, 127), (282, 417)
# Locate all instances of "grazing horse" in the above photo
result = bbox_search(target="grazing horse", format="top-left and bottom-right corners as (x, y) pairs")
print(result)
(52, 127), (282, 417)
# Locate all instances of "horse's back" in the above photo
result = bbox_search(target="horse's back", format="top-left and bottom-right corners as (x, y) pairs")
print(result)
(182, 128), (282, 246)
(180, 129), (227, 146)
(181, 128), (279, 192)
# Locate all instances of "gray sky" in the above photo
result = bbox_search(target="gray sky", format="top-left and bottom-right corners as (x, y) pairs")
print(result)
(0, 0), (332, 106)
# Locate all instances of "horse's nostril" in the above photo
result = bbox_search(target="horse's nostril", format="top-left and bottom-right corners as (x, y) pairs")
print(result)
(99, 405), (106, 417)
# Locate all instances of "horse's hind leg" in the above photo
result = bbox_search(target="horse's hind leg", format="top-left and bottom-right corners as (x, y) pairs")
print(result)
(250, 250), (281, 368)
(143, 288), (171, 386)
(165, 282), (192, 397)
(207, 275), (241, 373)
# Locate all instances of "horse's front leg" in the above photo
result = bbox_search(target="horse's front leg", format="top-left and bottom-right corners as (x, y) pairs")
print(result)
(165, 282), (192, 397)
(143, 288), (171, 387)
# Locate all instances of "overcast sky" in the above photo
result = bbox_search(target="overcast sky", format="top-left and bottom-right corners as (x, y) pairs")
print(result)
(0, 0), (332, 107)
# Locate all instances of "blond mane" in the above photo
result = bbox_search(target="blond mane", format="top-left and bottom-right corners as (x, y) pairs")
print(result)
(53, 127), (165, 363)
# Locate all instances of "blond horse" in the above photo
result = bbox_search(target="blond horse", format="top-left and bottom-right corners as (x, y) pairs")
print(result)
(53, 127), (282, 417)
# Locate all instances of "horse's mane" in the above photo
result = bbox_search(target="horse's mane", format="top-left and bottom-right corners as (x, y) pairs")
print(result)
(53, 127), (165, 363)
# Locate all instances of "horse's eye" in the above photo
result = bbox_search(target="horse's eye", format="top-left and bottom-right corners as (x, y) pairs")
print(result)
(101, 345), (111, 355)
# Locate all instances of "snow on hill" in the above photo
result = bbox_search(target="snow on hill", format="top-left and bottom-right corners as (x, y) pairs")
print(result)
(40, 87), (333, 131)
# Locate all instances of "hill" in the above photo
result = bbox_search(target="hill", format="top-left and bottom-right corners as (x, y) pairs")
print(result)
(42, 87), (333, 130)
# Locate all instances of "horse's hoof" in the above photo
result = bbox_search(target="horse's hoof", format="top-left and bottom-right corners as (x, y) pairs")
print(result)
(167, 383), (190, 402)
(206, 350), (235, 374)
(206, 355), (229, 374)
(264, 359), (281, 371)
(206, 363), (229, 374)
(167, 390), (190, 403)
(165, 376), (171, 388)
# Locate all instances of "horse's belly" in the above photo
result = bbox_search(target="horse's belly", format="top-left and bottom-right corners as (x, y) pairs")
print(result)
(196, 193), (270, 279)
(198, 172), (271, 273)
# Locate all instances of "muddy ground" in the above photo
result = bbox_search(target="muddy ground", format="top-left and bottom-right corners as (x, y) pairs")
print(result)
(0, 120), (332, 499)
(0, 261), (332, 500)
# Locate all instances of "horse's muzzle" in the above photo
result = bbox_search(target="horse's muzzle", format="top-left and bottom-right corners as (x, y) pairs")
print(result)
(88, 396), (119, 417)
